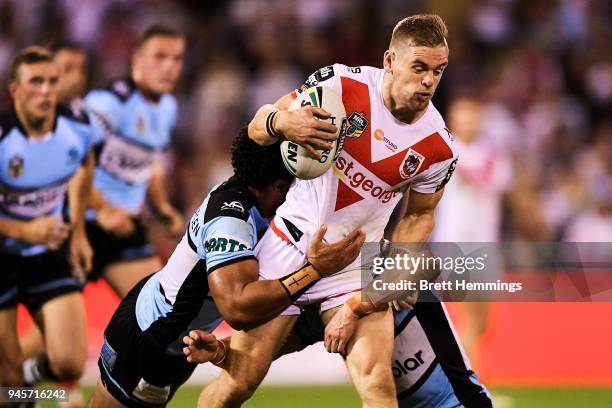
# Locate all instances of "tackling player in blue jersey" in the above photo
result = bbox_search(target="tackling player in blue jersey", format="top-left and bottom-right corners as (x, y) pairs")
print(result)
(0, 46), (94, 393)
(84, 25), (186, 297)
(185, 289), (494, 408)
(87, 129), (365, 408)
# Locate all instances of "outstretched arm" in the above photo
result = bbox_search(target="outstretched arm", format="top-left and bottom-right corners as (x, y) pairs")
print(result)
(208, 225), (365, 331)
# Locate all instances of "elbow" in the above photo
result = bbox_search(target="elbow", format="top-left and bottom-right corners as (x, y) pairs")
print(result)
(247, 120), (257, 142)
(224, 312), (257, 332)
(221, 302), (256, 331)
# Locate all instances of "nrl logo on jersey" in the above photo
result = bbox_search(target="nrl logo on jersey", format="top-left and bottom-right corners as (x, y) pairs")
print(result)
(8, 154), (24, 178)
(344, 112), (368, 139)
(221, 201), (245, 213)
(399, 148), (425, 179)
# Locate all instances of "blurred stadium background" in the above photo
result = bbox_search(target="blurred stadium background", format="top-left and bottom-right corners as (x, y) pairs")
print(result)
(2, 0), (611, 406)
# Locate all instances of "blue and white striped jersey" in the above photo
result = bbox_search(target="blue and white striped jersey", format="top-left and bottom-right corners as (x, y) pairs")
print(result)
(132, 178), (269, 350)
(84, 78), (177, 214)
(0, 104), (93, 256)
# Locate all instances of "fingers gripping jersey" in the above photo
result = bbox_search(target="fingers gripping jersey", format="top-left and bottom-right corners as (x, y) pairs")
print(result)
(84, 78), (177, 214)
(276, 64), (458, 258)
(0, 105), (93, 256)
(133, 178), (268, 350)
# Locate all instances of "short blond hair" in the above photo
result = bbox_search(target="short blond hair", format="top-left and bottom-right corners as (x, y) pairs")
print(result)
(390, 14), (448, 49)
(11, 46), (54, 80)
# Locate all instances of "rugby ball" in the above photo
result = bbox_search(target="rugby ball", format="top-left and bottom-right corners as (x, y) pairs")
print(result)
(280, 86), (346, 180)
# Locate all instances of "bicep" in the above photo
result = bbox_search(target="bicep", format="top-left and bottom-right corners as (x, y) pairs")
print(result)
(208, 258), (259, 307)
(404, 188), (445, 216)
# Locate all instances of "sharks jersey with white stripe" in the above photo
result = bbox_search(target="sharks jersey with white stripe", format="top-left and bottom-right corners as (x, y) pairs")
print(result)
(84, 78), (177, 214)
(0, 105), (93, 256)
(274, 64), (458, 261)
(393, 302), (493, 408)
(132, 177), (269, 351)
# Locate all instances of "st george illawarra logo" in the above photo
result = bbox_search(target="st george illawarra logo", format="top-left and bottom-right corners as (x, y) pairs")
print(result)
(8, 154), (24, 178)
(344, 112), (368, 139)
(399, 149), (425, 179)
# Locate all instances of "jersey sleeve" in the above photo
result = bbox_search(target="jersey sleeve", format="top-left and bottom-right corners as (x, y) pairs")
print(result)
(410, 157), (458, 194)
(75, 122), (95, 164)
(84, 89), (122, 146)
(293, 64), (343, 98)
(189, 213), (256, 275)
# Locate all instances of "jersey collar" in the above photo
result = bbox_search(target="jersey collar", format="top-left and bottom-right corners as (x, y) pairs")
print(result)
(9, 104), (59, 139)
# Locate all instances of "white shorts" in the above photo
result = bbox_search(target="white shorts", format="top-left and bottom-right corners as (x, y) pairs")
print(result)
(255, 227), (363, 315)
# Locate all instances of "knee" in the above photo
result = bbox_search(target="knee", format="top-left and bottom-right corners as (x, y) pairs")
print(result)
(352, 359), (396, 399)
(47, 355), (84, 381)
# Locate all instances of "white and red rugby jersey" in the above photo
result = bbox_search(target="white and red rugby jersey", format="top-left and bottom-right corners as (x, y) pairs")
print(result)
(273, 64), (458, 259)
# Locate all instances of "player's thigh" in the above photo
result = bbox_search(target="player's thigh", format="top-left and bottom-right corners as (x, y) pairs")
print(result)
(0, 307), (23, 384)
(103, 256), (161, 298)
(87, 378), (127, 408)
(225, 315), (298, 384)
(33, 292), (87, 369)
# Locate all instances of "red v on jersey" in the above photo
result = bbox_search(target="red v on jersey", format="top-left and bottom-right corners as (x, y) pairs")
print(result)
(335, 178), (366, 211)
(334, 77), (453, 212)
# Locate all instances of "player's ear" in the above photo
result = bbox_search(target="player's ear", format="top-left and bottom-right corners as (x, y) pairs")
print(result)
(383, 50), (395, 74)
(8, 80), (18, 98)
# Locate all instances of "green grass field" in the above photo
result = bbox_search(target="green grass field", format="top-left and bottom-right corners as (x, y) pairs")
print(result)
(38, 385), (612, 407)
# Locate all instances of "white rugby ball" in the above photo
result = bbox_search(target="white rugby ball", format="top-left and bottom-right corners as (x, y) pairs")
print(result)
(280, 86), (346, 180)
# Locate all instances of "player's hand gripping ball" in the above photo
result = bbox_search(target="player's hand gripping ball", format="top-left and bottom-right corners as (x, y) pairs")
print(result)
(280, 86), (346, 180)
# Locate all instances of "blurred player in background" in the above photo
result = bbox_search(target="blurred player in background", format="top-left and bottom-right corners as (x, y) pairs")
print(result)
(200, 14), (458, 408)
(432, 96), (512, 364)
(83, 25), (185, 297)
(0, 46), (93, 399)
(17, 41), (92, 408)
(53, 42), (88, 108)
(88, 130), (363, 408)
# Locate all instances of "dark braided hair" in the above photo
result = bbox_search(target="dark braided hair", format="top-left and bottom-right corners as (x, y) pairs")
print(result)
(231, 127), (293, 189)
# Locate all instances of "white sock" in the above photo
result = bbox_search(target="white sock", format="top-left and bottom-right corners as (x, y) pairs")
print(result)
(22, 356), (43, 385)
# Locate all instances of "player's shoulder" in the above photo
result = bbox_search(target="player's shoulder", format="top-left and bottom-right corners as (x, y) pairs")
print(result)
(56, 102), (90, 125)
(104, 77), (138, 102)
(203, 177), (256, 224)
(159, 93), (178, 115)
(304, 64), (380, 89)
(336, 64), (380, 80)
(427, 102), (458, 156)
(0, 107), (20, 142)
(86, 77), (136, 106)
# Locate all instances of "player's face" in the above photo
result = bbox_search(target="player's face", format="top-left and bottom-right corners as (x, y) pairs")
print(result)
(54, 49), (87, 103)
(258, 179), (292, 218)
(388, 43), (448, 113)
(134, 36), (185, 95)
(11, 62), (59, 124)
